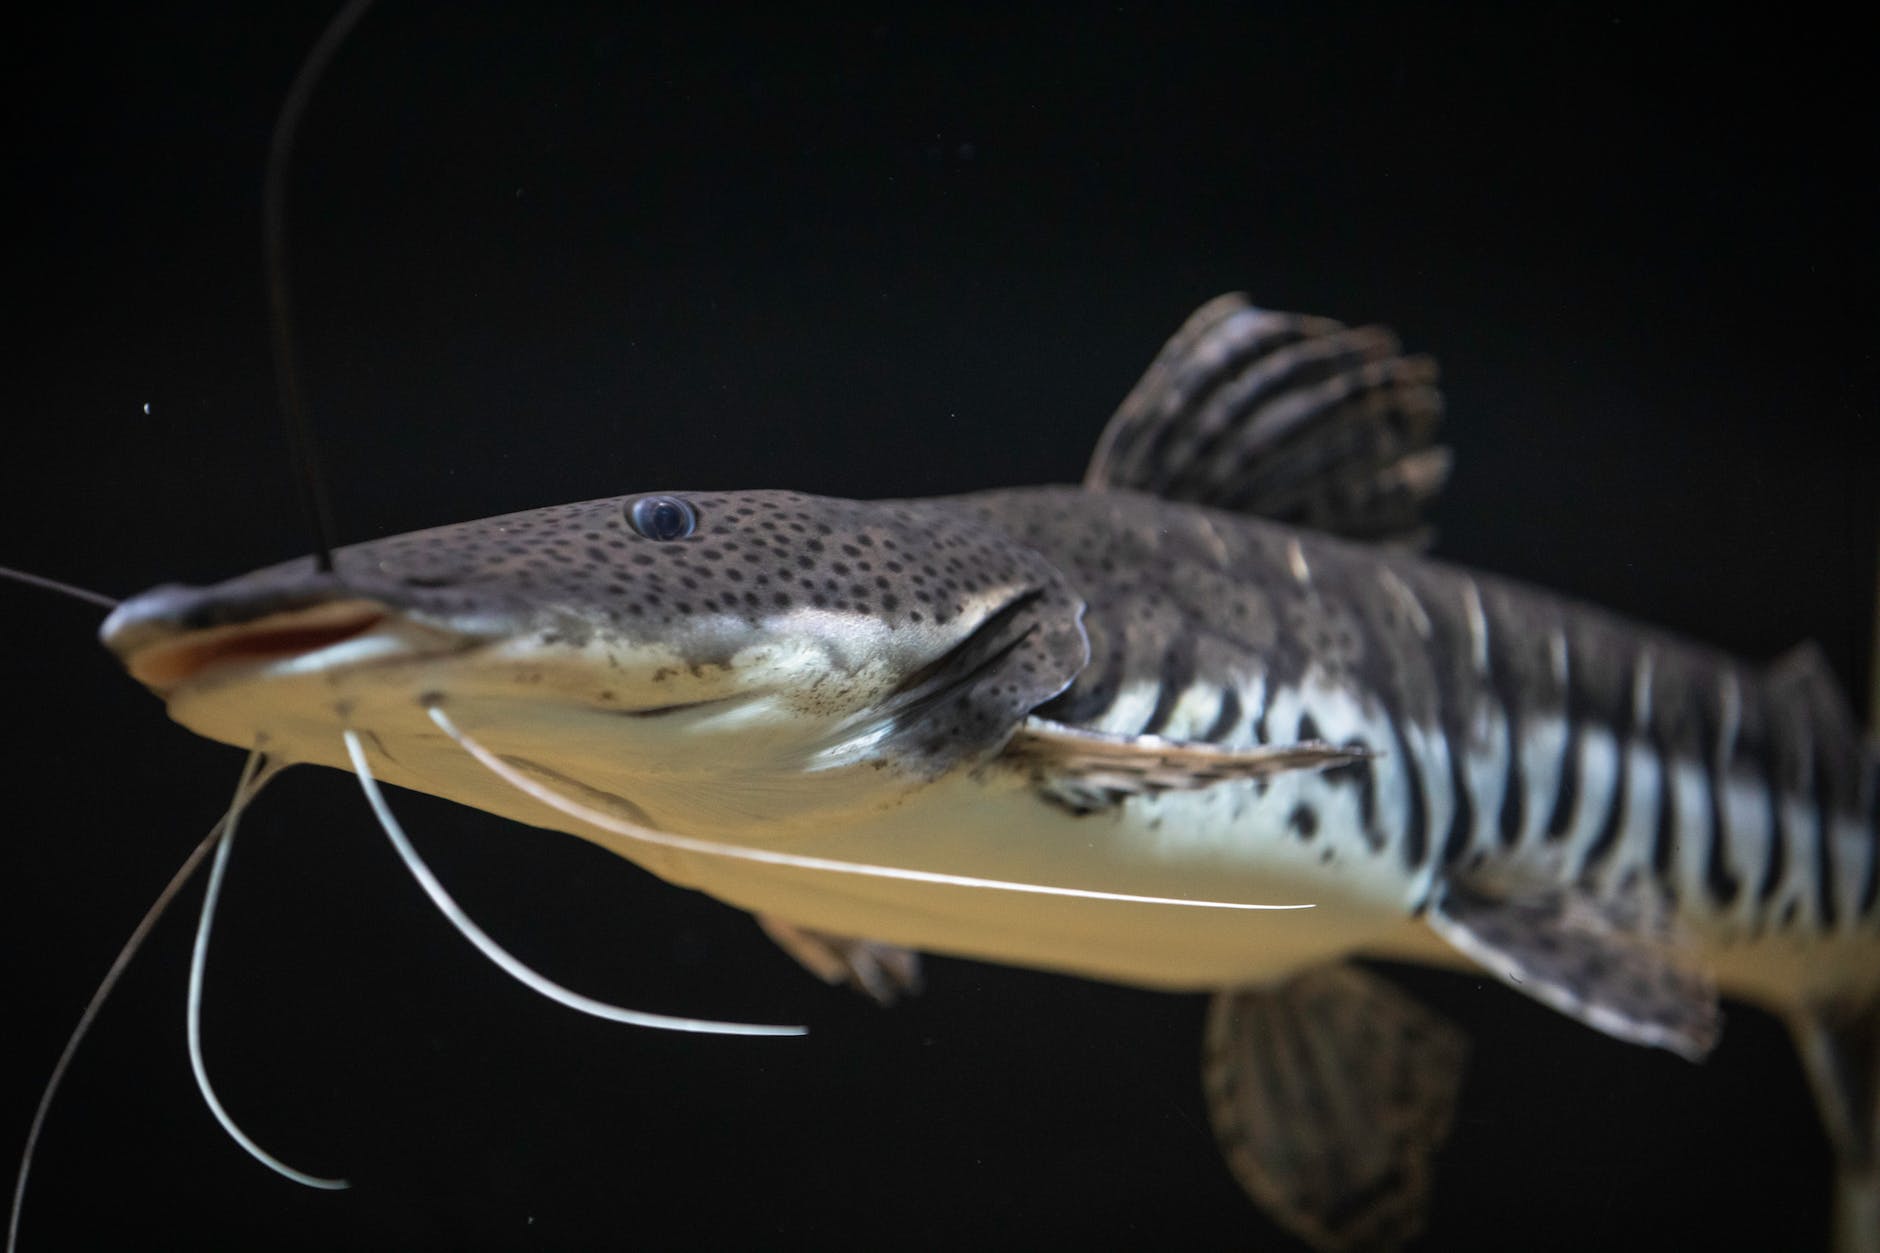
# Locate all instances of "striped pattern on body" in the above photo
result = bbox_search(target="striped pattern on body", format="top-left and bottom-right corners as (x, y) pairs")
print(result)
(980, 485), (1879, 952)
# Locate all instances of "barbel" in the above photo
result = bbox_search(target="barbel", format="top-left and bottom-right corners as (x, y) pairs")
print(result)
(5, 7), (1873, 1251)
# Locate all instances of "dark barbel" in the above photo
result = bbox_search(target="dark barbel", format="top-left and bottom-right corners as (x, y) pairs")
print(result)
(264, 0), (379, 573)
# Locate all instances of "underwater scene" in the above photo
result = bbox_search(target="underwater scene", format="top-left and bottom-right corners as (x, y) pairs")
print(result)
(7, 5), (1873, 1250)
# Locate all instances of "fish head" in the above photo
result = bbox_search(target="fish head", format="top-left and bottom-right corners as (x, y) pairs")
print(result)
(100, 490), (1088, 838)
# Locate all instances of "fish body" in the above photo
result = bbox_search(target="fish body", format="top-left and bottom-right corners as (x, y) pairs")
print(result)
(89, 298), (1880, 1249)
(104, 481), (1880, 1009)
(9, 10), (1874, 1250)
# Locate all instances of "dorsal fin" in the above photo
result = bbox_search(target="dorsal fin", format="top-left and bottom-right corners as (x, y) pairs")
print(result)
(1085, 294), (1449, 545)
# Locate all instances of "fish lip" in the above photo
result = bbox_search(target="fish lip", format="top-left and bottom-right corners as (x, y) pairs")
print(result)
(106, 597), (402, 691)
(101, 576), (357, 655)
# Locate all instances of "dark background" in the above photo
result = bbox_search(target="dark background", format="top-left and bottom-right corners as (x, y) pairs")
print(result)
(5, 4), (1874, 1250)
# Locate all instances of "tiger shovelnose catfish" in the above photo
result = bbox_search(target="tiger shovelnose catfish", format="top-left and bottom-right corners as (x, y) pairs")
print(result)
(85, 296), (1880, 1250)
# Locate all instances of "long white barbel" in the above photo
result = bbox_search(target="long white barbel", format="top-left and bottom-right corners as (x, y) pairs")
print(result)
(341, 729), (805, 1037)
(187, 750), (349, 1190)
(425, 703), (1316, 913)
(10, 754), (274, 1252)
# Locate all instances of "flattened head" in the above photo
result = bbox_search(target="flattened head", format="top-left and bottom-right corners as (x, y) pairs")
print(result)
(101, 489), (1089, 824)
(347, 488), (1058, 640)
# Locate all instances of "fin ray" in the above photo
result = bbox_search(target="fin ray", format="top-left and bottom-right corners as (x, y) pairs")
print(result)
(1004, 715), (1369, 812)
(755, 915), (923, 1006)
(1203, 964), (1468, 1252)
(1086, 294), (1447, 544)
(1789, 1000), (1880, 1253)
(1427, 878), (1720, 1060)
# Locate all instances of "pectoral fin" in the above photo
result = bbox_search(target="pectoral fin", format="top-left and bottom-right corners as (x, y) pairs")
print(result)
(819, 584), (1089, 779)
(1203, 964), (1468, 1252)
(1427, 879), (1720, 1061)
(1004, 715), (1368, 812)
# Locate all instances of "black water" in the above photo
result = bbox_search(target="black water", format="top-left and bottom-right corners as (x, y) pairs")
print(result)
(6, 5), (1872, 1249)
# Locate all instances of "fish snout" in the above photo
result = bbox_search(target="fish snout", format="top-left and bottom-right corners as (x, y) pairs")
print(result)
(101, 579), (390, 690)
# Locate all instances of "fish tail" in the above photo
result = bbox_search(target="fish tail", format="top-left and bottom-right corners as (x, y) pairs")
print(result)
(1835, 1164), (1879, 1253)
(1849, 513), (1880, 1246)
(1790, 999), (1880, 1253)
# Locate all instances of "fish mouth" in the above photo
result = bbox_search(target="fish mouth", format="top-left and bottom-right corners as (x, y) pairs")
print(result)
(108, 597), (395, 690)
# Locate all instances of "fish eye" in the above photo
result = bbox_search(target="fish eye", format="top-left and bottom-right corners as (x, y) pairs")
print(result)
(627, 495), (697, 541)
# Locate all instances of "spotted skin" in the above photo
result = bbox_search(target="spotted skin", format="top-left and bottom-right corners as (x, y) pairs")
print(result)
(161, 491), (1052, 645)
(110, 489), (1089, 781)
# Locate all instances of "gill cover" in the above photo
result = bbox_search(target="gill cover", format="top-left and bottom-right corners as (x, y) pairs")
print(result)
(813, 504), (1091, 779)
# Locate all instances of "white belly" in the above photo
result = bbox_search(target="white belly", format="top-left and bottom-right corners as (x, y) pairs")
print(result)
(173, 668), (1447, 991)
(574, 770), (1453, 990)
(168, 669), (1863, 1008)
